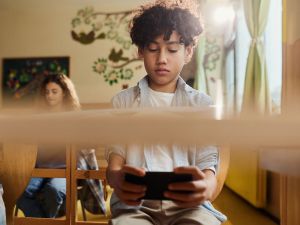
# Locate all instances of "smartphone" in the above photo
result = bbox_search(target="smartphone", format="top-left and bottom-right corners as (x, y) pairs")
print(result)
(124, 171), (193, 200)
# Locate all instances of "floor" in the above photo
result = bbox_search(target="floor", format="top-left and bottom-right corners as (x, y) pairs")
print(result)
(214, 186), (279, 225)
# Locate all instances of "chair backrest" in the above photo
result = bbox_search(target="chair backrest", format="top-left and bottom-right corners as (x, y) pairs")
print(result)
(0, 143), (37, 225)
(211, 146), (230, 202)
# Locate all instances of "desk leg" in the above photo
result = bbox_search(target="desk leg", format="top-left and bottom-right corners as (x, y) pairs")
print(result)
(280, 175), (300, 225)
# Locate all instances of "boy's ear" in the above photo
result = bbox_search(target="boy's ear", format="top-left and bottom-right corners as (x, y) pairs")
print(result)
(184, 45), (194, 64)
(138, 47), (144, 59)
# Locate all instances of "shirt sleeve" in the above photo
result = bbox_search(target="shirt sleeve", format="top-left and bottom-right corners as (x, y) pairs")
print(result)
(105, 94), (126, 162)
(195, 145), (219, 173)
(105, 144), (126, 162)
(206, 166), (216, 175)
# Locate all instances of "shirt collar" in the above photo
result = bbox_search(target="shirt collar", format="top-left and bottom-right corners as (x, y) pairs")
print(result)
(137, 75), (189, 107)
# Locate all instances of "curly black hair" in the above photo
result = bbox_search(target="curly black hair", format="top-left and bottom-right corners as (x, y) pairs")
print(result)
(130, 0), (203, 48)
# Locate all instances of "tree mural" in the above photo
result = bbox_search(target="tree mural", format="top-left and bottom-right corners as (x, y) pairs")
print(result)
(71, 7), (143, 86)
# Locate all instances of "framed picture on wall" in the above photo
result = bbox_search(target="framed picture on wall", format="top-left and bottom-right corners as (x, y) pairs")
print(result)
(2, 56), (70, 108)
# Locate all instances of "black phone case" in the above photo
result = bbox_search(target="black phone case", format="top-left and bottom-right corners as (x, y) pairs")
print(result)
(125, 171), (193, 200)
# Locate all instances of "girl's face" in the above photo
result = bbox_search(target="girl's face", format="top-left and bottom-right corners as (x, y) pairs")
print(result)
(45, 82), (65, 108)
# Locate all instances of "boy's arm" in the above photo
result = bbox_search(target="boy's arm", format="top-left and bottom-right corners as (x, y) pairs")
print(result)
(202, 169), (217, 200)
(164, 166), (217, 208)
(106, 153), (125, 188)
(106, 153), (146, 206)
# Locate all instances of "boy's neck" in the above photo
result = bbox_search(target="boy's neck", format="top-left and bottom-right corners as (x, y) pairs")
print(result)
(148, 77), (178, 93)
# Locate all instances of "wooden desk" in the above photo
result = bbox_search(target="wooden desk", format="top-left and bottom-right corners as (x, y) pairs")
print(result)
(1, 110), (300, 225)
(260, 148), (300, 225)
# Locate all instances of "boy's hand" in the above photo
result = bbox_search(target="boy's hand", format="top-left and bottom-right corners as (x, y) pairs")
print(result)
(164, 166), (216, 208)
(108, 165), (146, 206)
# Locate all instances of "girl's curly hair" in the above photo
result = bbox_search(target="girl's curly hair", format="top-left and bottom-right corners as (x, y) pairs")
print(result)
(130, 0), (203, 48)
(36, 73), (81, 111)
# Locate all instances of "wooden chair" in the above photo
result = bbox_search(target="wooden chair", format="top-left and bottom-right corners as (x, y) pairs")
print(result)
(1, 144), (72, 225)
(15, 146), (72, 225)
(0, 143), (37, 225)
(212, 146), (231, 201)
(1, 143), (109, 225)
(70, 146), (109, 225)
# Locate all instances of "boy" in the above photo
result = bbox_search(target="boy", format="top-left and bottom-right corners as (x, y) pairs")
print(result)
(106, 0), (226, 224)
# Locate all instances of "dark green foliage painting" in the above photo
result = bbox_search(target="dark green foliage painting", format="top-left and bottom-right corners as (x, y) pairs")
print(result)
(2, 57), (69, 107)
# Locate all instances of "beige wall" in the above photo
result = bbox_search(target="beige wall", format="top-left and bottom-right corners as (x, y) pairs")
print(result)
(283, 0), (300, 111)
(285, 0), (300, 44)
(281, 1), (300, 224)
(0, 0), (148, 106)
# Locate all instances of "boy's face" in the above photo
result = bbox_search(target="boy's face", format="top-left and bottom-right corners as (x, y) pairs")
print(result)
(138, 31), (193, 93)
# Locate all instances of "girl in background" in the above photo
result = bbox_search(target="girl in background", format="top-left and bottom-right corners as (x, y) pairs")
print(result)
(0, 183), (5, 225)
(36, 73), (80, 112)
(17, 74), (106, 218)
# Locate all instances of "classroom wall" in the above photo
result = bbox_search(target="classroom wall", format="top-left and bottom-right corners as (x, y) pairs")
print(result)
(285, 0), (300, 44)
(281, 1), (300, 224)
(0, 0), (148, 106)
(283, 0), (300, 111)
